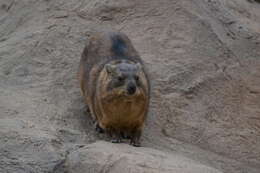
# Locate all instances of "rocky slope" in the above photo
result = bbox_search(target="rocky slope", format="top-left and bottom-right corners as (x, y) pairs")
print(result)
(0, 0), (260, 172)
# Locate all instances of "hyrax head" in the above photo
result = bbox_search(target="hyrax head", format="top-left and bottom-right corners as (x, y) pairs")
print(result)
(104, 61), (143, 96)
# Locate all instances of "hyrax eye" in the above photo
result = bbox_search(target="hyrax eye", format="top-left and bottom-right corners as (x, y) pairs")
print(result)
(117, 76), (125, 81)
(134, 75), (139, 81)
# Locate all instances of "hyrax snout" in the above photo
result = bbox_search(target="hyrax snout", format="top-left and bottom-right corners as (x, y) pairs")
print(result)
(79, 31), (150, 147)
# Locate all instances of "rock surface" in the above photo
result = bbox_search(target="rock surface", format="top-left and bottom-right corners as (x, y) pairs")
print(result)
(67, 141), (221, 173)
(0, 0), (260, 173)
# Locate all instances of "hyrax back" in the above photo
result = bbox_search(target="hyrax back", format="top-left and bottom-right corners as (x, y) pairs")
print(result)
(79, 31), (150, 146)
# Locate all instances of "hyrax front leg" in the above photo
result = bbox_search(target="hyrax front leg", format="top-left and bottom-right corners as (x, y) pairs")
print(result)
(109, 129), (122, 143)
(130, 128), (142, 147)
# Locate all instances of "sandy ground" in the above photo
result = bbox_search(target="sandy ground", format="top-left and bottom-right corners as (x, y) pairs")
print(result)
(0, 0), (260, 172)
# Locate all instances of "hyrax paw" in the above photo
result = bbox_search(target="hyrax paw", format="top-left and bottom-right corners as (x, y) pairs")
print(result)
(130, 140), (141, 147)
(111, 138), (121, 143)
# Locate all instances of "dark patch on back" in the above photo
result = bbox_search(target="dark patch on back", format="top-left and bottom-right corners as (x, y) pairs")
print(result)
(111, 34), (127, 57)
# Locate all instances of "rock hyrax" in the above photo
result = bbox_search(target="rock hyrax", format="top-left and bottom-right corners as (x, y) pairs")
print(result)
(79, 31), (150, 146)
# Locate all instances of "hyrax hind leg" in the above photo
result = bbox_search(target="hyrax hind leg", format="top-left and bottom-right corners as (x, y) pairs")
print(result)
(95, 122), (104, 133)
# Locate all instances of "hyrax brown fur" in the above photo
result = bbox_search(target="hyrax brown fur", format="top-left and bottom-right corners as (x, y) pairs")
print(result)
(79, 31), (150, 147)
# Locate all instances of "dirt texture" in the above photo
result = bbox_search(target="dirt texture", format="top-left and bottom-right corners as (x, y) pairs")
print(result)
(0, 0), (260, 173)
(66, 141), (221, 173)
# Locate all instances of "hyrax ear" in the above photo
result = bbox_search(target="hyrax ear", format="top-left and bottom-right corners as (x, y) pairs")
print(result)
(105, 64), (117, 74)
(135, 63), (142, 71)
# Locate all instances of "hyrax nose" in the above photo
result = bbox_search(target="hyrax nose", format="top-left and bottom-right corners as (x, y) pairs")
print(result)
(127, 83), (136, 95)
